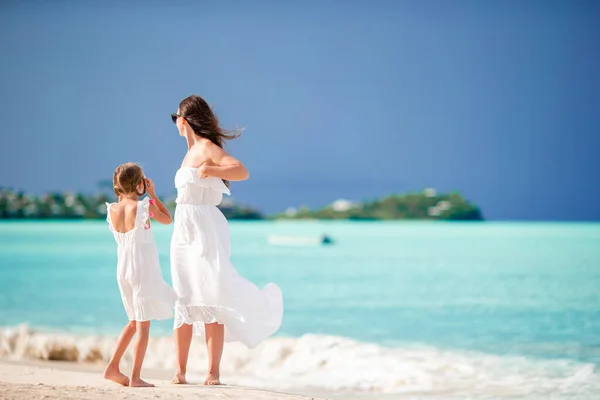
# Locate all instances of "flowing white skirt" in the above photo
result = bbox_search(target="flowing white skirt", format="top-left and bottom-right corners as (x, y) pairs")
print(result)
(170, 204), (283, 348)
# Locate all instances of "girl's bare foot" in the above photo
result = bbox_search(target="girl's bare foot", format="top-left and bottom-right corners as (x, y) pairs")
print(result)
(103, 366), (129, 386)
(129, 378), (155, 387)
(204, 373), (221, 385)
(171, 372), (187, 384)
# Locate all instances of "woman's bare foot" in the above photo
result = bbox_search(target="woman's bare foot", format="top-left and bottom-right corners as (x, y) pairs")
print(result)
(204, 373), (221, 385)
(171, 372), (187, 384)
(129, 378), (155, 387)
(103, 365), (129, 386)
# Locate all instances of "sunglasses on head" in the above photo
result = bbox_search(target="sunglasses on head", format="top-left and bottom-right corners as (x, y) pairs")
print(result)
(171, 113), (184, 124)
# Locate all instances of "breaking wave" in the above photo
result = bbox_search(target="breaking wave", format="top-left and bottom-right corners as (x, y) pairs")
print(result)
(1, 324), (599, 398)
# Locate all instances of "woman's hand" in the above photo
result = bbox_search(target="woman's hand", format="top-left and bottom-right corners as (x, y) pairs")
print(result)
(197, 160), (215, 179)
(198, 144), (249, 181)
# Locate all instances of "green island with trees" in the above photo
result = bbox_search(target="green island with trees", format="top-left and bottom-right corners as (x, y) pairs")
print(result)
(0, 187), (482, 221)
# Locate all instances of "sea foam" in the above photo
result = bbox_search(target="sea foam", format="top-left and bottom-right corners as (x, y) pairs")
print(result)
(1, 324), (599, 398)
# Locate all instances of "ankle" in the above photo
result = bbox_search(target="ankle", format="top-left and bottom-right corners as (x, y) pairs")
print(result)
(105, 361), (119, 370)
(176, 369), (186, 376)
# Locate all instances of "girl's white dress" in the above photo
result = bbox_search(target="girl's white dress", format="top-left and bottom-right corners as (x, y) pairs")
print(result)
(106, 197), (177, 321)
(170, 167), (283, 348)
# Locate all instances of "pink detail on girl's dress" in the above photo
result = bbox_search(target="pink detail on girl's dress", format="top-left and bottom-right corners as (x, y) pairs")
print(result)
(145, 211), (154, 230)
(149, 199), (156, 205)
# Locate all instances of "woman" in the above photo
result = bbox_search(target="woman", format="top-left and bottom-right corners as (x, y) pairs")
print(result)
(170, 94), (283, 385)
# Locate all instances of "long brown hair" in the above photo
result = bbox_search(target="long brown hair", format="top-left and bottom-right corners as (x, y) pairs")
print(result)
(179, 94), (242, 148)
(179, 94), (242, 187)
(113, 162), (145, 197)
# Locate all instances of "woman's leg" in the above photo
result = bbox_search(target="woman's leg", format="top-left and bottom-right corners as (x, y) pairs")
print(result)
(204, 322), (224, 385)
(172, 323), (193, 384)
(103, 321), (136, 386)
(130, 321), (154, 387)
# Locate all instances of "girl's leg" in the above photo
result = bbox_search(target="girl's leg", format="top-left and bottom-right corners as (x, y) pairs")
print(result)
(172, 323), (193, 384)
(129, 321), (154, 387)
(103, 321), (136, 386)
(204, 322), (224, 385)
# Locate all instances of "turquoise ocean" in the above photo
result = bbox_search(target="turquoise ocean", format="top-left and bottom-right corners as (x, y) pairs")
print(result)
(1, 220), (599, 398)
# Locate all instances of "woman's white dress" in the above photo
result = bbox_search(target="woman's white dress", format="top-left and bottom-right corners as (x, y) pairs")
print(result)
(106, 197), (177, 321)
(170, 167), (283, 348)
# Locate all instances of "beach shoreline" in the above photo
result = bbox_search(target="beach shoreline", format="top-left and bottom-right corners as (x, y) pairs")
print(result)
(2, 324), (600, 399)
(0, 359), (322, 400)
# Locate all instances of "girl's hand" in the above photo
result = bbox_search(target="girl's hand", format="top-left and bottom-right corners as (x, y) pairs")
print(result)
(145, 178), (156, 196)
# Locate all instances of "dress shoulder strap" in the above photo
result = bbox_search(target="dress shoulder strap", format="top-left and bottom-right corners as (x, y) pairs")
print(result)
(105, 202), (115, 232)
(136, 197), (152, 230)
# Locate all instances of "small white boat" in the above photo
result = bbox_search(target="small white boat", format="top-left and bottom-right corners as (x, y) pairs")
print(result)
(267, 234), (334, 246)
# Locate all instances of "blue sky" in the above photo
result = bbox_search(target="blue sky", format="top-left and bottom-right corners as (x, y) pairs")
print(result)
(1, 0), (599, 220)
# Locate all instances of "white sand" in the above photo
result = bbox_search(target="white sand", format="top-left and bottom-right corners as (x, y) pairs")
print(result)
(0, 360), (321, 400)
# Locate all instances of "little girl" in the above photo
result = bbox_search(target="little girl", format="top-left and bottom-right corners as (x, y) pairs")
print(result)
(103, 162), (177, 387)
